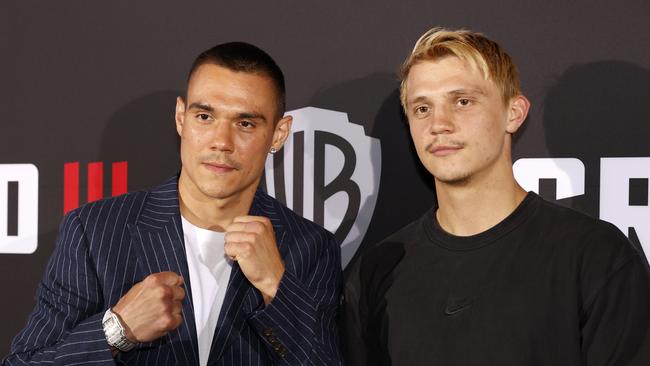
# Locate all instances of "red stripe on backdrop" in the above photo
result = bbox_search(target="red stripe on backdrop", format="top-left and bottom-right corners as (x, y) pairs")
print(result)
(112, 161), (128, 196)
(87, 162), (103, 203)
(63, 162), (79, 215)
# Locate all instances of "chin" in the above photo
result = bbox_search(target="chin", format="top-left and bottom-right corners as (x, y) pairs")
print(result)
(433, 171), (472, 186)
(200, 189), (229, 200)
(195, 182), (234, 199)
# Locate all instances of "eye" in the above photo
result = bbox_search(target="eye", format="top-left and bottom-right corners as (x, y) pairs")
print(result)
(457, 98), (471, 106)
(196, 113), (212, 122)
(238, 120), (255, 128)
(414, 105), (431, 118)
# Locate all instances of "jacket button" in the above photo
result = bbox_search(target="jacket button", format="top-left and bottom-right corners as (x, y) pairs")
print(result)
(276, 345), (287, 358)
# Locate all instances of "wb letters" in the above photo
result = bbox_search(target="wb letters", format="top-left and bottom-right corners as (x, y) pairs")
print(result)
(263, 107), (381, 267)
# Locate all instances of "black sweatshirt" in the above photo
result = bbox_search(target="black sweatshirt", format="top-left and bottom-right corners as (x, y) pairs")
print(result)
(342, 193), (650, 365)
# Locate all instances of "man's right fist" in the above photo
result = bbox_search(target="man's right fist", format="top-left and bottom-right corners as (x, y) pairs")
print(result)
(112, 271), (185, 343)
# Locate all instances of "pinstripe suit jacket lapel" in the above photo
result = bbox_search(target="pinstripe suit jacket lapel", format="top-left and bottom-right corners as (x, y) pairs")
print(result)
(129, 178), (289, 364)
(207, 189), (288, 364)
(129, 178), (201, 366)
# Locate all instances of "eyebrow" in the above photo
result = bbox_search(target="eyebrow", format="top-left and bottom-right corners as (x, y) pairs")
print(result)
(446, 88), (486, 97)
(407, 95), (429, 106)
(187, 102), (267, 122)
(407, 87), (487, 104)
(188, 102), (214, 112)
(237, 112), (267, 122)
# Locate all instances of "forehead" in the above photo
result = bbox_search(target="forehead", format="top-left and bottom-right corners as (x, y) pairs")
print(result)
(186, 64), (279, 114)
(406, 56), (496, 97)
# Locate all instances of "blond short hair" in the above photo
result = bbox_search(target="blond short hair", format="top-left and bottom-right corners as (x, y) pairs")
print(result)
(399, 27), (521, 107)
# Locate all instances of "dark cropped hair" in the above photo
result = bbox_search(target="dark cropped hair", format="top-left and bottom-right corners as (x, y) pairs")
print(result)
(186, 42), (286, 119)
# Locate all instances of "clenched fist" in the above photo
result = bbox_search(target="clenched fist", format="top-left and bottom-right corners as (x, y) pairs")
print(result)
(225, 216), (285, 304)
(112, 271), (185, 343)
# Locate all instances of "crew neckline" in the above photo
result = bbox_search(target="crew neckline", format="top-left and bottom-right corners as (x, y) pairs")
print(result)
(423, 192), (540, 251)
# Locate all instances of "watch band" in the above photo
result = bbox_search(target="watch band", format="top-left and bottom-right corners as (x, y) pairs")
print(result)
(102, 308), (137, 352)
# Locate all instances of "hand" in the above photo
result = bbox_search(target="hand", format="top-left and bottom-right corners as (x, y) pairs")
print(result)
(225, 216), (285, 304)
(111, 272), (185, 343)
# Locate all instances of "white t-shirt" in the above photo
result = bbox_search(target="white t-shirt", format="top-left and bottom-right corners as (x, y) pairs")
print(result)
(181, 216), (233, 366)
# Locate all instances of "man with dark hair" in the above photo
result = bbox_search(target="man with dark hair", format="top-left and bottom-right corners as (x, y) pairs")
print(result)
(342, 27), (650, 365)
(4, 42), (343, 365)
(188, 42), (287, 119)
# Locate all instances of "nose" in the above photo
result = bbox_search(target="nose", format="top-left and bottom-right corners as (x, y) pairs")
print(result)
(210, 120), (234, 152)
(428, 105), (454, 135)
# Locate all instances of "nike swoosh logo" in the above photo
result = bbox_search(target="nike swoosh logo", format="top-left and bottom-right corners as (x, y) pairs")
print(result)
(444, 298), (474, 316)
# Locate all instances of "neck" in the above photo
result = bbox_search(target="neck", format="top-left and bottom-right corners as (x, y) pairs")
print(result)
(434, 166), (527, 237)
(178, 174), (257, 232)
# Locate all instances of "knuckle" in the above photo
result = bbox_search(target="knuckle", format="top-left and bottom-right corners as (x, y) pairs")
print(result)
(172, 315), (182, 329)
(162, 302), (174, 314)
(159, 315), (174, 329)
(241, 242), (253, 256)
(250, 222), (265, 233)
(244, 232), (257, 243)
(172, 301), (182, 311)
(143, 274), (159, 285)
(157, 286), (172, 299)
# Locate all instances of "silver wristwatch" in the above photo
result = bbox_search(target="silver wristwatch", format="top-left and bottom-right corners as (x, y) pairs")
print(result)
(102, 308), (137, 352)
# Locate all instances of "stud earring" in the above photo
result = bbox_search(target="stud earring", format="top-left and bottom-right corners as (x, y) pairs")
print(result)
(270, 147), (277, 154)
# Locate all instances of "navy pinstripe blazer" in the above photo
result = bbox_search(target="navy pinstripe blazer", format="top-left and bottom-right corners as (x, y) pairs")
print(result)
(4, 177), (343, 365)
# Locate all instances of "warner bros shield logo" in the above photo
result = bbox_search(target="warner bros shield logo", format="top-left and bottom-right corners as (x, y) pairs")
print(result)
(262, 107), (381, 267)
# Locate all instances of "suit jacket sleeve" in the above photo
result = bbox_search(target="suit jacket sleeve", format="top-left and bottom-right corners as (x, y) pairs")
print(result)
(3, 210), (115, 366)
(246, 230), (343, 365)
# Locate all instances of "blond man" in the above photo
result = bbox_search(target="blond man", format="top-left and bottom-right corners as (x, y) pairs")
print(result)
(342, 28), (650, 365)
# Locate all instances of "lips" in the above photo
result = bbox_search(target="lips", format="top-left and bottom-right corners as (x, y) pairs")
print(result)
(202, 161), (237, 173)
(428, 144), (463, 156)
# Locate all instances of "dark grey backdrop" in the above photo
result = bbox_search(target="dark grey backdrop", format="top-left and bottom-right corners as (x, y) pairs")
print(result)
(1, 0), (649, 355)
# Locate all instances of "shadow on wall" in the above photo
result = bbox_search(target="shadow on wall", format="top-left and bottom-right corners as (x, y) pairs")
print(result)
(542, 61), (650, 259)
(100, 91), (182, 191)
(310, 73), (435, 268)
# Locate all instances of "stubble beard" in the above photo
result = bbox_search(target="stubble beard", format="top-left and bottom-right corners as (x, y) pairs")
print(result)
(421, 139), (473, 187)
(423, 149), (473, 187)
(434, 170), (473, 187)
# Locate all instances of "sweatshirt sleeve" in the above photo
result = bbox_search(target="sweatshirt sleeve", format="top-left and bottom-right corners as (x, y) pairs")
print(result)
(580, 227), (650, 366)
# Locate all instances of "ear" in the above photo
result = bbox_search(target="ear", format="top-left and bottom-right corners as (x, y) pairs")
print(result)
(175, 96), (186, 137)
(505, 95), (530, 134)
(270, 115), (293, 151)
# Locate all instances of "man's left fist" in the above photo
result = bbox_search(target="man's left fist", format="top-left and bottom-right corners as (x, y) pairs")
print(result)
(225, 216), (285, 304)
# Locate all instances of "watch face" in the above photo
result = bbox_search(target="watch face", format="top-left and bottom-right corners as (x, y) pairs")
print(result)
(103, 316), (114, 327)
(103, 310), (135, 351)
